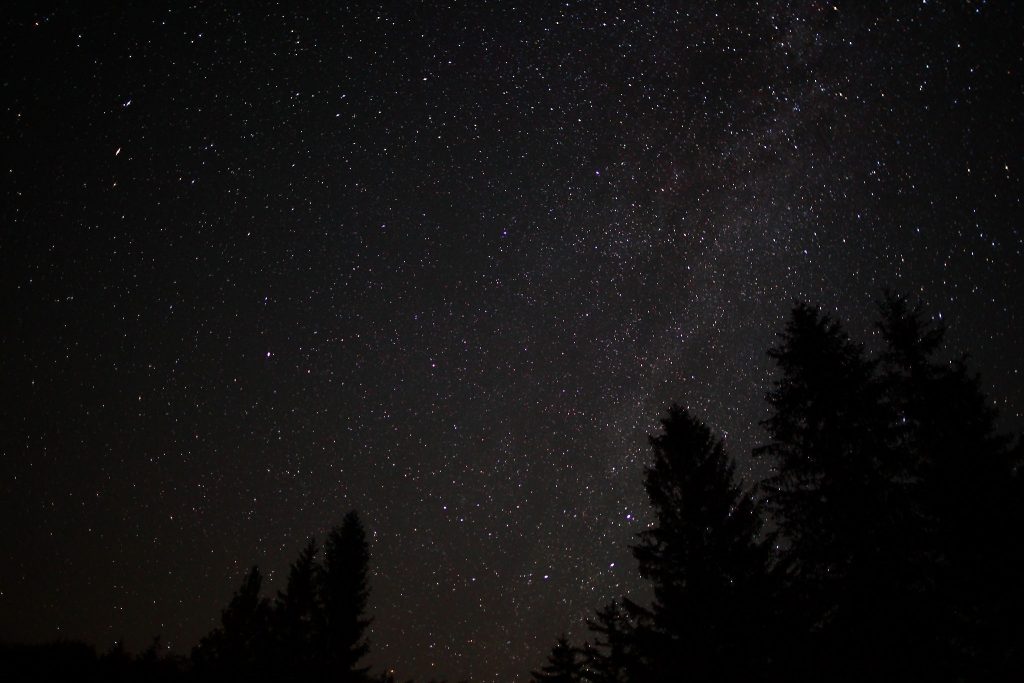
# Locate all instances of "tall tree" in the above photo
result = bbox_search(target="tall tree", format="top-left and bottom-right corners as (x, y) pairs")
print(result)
(757, 303), (889, 576)
(321, 510), (372, 682)
(631, 406), (772, 680)
(877, 293), (1024, 677)
(757, 297), (1024, 679)
(551, 297), (1022, 683)
(756, 303), (916, 679)
(194, 512), (377, 680)
(531, 635), (583, 683)
(274, 538), (322, 676)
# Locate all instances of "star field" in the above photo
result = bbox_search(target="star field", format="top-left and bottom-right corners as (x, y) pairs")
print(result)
(2, 2), (1022, 681)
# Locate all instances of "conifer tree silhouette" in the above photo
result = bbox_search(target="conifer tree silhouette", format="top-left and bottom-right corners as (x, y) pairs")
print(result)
(581, 600), (636, 683)
(756, 303), (922, 679)
(531, 635), (583, 683)
(876, 293), (1024, 678)
(756, 297), (1023, 679)
(274, 537), (321, 675)
(631, 406), (772, 681)
(321, 510), (372, 682)
(193, 565), (271, 678)
(757, 303), (887, 579)
(552, 295), (1023, 683)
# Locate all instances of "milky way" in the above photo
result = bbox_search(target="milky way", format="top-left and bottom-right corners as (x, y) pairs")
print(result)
(2, 3), (1021, 681)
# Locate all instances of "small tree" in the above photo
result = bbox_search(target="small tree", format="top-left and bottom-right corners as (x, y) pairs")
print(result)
(531, 635), (583, 683)
(193, 565), (271, 677)
(582, 600), (636, 683)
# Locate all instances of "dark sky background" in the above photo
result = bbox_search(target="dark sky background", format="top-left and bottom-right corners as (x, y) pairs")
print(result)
(2, 2), (1021, 681)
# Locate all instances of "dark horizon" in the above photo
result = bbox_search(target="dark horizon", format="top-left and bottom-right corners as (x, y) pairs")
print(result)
(2, 2), (1022, 681)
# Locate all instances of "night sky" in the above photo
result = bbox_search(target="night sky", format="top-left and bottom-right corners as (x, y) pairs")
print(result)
(2, 2), (1022, 681)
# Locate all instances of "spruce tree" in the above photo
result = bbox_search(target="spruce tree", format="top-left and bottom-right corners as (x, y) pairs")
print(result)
(758, 297), (1023, 678)
(756, 303), (910, 678)
(193, 565), (271, 678)
(321, 510), (372, 682)
(757, 304), (888, 577)
(274, 538), (322, 676)
(582, 601), (636, 683)
(631, 406), (771, 680)
(877, 293), (1024, 677)
(531, 635), (582, 683)
(553, 297), (1022, 683)
(193, 511), (377, 680)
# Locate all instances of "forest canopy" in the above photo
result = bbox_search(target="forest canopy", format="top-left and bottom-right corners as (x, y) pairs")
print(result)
(4, 295), (1021, 683)
(534, 294), (1023, 683)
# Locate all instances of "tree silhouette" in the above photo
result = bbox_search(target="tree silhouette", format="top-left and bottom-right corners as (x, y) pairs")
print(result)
(192, 565), (271, 679)
(754, 303), (909, 679)
(321, 510), (373, 682)
(543, 295), (1024, 682)
(273, 537), (321, 676)
(191, 510), (376, 680)
(630, 406), (773, 681)
(3, 293), (1019, 683)
(876, 293), (1024, 678)
(531, 635), (583, 683)
(751, 297), (1024, 679)
(757, 303), (889, 578)
(581, 600), (637, 683)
